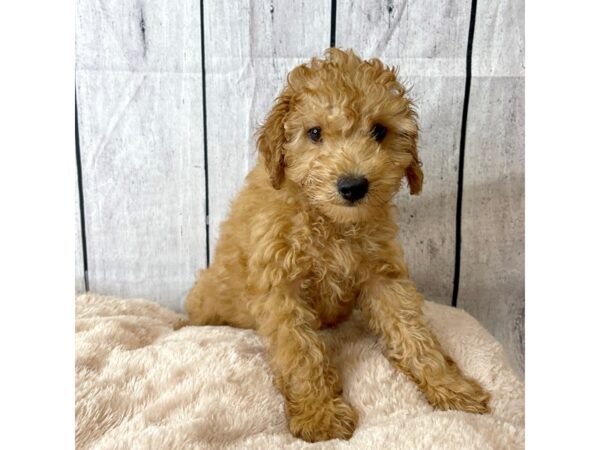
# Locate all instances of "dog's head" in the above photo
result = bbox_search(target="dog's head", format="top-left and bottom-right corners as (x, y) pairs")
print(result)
(257, 48), (423, 223)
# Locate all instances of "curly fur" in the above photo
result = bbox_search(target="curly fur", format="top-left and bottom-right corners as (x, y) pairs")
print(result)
(185, 49), (490, 442)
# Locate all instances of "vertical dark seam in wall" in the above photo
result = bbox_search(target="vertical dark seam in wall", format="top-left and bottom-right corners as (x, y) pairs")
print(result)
(75, 89), (89, 291)
(200, 0), (210, 267)
(452, 0), (477, 307)
(330, 0), (337, 47)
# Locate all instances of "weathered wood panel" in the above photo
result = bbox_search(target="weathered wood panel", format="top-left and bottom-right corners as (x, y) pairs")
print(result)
(76, 0), (206, 310)
(458, 0), (525, 376)
(204, 0), (331, 254)
(337, 0), (470, 305)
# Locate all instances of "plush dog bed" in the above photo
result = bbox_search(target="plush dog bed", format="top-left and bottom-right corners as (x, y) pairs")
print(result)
(75, 294), (524, 449)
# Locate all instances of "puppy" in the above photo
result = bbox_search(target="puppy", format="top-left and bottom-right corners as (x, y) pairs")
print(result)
(185, 48), (490, 442)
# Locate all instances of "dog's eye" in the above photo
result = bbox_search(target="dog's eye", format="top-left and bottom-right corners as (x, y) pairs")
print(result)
(308, 127), (322, 143)
(371, 124), (387, 142)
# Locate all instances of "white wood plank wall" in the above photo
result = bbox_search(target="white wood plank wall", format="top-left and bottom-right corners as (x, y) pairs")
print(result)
(75, 0), (524, 375)
(75, 176), (85, 294)
(75, 1), (207, 311)
(459, 0), (525, 375)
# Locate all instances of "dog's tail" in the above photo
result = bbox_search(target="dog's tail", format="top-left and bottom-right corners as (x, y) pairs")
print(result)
(173, 318), (191, 330)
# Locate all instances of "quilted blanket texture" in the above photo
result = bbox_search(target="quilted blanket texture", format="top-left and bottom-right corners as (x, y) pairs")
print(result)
(75, 294), (524, 449)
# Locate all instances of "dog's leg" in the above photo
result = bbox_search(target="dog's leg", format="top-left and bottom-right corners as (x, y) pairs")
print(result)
(254, 286), (356, 442)
(359, 277), (490, 413)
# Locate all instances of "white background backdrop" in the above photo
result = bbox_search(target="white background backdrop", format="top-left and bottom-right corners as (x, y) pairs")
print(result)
(75, 0), (524, 375)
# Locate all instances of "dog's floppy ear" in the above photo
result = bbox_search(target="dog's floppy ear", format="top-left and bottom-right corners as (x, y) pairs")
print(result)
(257, 93), (290, 190)
(406, 142), (423, 195)
(397, 112), (423, 195)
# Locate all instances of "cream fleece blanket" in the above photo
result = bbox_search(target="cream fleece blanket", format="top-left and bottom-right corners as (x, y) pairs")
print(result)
(75, 294), (524, 449)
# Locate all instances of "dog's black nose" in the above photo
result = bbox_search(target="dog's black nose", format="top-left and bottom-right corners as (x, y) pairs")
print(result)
(337, 175), (369, 202)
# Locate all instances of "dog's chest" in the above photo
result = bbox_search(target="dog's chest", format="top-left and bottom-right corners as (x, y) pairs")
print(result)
(299, 227), (373, 325)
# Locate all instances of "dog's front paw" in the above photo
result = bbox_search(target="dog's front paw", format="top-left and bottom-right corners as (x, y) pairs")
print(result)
(288, 396), (357, 442)
(425, 377), (491, 414)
